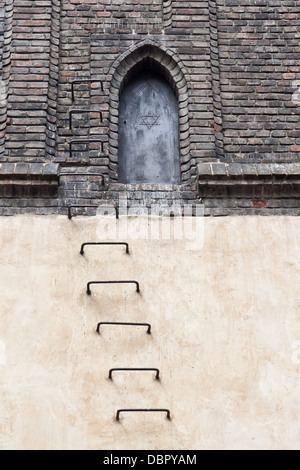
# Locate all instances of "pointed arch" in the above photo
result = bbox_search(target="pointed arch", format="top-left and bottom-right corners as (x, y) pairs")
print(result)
(108, 39), (191, 183)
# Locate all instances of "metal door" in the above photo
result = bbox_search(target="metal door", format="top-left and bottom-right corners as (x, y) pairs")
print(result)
(118, 72), (180, 184)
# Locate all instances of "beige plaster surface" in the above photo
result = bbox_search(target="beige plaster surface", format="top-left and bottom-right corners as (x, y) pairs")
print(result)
(0, 215), (300, 450)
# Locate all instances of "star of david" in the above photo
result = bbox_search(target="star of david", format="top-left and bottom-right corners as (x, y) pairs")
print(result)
(139, 113), (160, 129)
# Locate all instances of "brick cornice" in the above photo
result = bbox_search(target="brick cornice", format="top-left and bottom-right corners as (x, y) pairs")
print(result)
(209, 0), (224, 158)
(197, 162), (300, 185)
(0, 162), (59, 183)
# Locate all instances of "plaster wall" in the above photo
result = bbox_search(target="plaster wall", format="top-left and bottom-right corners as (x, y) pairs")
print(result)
(0, 215), (299, 450)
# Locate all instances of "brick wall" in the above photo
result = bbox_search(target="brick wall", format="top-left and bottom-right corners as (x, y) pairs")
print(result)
(218, 0), (300, 161)
(0, 0), (299, 216)
(55, 0), (214, 175)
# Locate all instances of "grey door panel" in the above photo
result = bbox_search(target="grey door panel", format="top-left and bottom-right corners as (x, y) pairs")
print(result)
(118, 73), (180, 184)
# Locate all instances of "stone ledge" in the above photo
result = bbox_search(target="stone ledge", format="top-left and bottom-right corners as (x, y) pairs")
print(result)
(0, 163), (59, 183)
(197, 162), (300, 184)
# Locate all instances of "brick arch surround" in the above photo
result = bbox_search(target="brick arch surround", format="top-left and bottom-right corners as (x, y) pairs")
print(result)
(108, 40), (192, 184)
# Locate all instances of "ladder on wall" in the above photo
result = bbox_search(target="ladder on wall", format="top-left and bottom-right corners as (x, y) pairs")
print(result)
(80, 241), (172, 423)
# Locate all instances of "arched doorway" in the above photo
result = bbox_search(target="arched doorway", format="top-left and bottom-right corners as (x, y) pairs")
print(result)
(118, 71), (180, 184)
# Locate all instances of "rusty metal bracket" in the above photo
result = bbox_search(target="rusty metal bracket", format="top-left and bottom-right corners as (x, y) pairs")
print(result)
(80, 242), (129, 255)
(116, 409), (171, 421)
(96, 322), (151, 335)
(71, 79), (104, 102)
(109, 368), (160, 381)
(87, 280), (140, 295)
(69, 109), (103, 129)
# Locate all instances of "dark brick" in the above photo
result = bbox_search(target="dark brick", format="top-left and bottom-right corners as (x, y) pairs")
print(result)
(227, 164), (243, 176)
(29, 163), (45, 175)
(256, 164), (272, 177)
(0, 0), (299, 216)
(15, 163), (29, 175)
(212, 163), (227, 176)
(197, 163), (212, 177)
(43, 163), (59, 176)
(241, 164), (257, 176)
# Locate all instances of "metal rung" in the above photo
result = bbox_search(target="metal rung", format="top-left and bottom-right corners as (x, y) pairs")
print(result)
(69, 139), (105, 158)
(96, 322), (151, 335)
(116, 409), (171, 421)
(109, 368), (160, 381)
(69, 109), (103, 129)
(71, 79), (104, 102)
(80, 242), (129, 255)
(87, 280), (140, 295)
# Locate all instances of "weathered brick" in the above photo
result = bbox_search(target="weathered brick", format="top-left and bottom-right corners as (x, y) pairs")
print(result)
(0, 0), (299, 216)
(43, 163), (59, 176)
